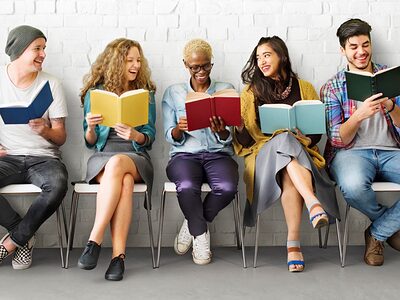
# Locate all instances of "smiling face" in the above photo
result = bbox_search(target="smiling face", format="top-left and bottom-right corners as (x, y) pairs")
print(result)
(256, 43), (280, 79)
(341, 35), (372, 72)
(124, 46), (141, 84)
(17, 37), (46, 72)
(185, 51), (212, 88)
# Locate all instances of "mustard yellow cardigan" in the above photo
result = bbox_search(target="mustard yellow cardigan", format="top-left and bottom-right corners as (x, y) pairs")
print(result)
(233, 79), (325, 204)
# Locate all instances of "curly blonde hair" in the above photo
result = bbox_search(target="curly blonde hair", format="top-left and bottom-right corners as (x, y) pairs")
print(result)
(80, 38), (156, 104)
(183, 39), (213, 61)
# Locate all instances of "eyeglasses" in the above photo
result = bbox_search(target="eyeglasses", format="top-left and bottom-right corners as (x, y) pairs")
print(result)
(184, 61), (214, 73)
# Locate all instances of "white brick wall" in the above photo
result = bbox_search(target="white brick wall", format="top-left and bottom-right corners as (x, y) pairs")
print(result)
(1, 0), (399, 248)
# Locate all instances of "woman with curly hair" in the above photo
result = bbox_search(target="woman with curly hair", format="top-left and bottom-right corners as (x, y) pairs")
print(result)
(77, 38), (156, 281)
(234, 36), (339, 272)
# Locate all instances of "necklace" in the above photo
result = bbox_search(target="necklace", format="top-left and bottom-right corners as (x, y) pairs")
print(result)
(277, 77), (292, 100)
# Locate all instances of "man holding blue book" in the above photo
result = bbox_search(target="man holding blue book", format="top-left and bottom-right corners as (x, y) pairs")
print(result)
(0, 25), (68, 269)
(322, 18), (400, 266)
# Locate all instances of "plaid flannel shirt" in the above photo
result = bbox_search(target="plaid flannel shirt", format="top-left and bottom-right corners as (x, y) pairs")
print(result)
(321, 62), (400, 166)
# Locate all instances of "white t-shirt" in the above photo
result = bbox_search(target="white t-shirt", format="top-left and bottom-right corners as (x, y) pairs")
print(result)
(0, 65), (68, 158)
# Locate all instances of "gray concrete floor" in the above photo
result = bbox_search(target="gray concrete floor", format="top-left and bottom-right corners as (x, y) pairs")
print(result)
(0, 246), (399, 300)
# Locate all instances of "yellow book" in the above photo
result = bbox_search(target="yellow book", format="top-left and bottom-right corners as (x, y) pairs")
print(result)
(90, 89), (149, 127)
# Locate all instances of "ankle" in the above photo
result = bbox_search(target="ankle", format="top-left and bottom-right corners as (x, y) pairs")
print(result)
(3, 236), (17, 253)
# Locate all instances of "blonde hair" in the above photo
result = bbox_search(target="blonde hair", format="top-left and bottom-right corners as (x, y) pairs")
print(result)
(80, 38), (156, 104)
(183, 39), (213, 61)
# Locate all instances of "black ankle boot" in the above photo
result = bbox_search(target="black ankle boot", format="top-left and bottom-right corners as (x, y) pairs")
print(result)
(105, 254), (125, 281)
(78, 240), (101, 270)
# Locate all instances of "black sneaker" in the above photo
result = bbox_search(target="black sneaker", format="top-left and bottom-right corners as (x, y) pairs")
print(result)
(105, 254), (125, 281)
(78, 240), (101, 270)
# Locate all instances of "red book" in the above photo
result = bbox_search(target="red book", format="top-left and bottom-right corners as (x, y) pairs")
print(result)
(185, 89), (241, 131)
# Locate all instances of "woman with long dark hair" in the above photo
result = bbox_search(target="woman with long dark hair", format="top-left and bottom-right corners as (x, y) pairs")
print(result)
(234, 36), (339, 272)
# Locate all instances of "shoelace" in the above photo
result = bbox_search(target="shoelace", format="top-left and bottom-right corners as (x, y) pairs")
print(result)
(371, 240), (384, 255)
(110, 254), (126, 265)
(193, 235), (210, 259)
(84, 242), (98, 255)
(178, 222), (191, 244)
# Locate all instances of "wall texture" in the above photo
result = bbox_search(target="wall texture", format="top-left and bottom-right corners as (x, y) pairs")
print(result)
(1, 0), (400, 248)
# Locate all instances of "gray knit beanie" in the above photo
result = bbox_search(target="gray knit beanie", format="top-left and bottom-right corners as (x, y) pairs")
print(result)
(5, 25), (47, 61)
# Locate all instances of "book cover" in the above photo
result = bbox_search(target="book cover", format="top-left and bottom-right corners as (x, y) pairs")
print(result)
(345, 66), (400, 101)
(185, 88), (241, 131)
(259, 100), (326, 134)
(90, 89), (149, 127)
(0, 80), (53, 125)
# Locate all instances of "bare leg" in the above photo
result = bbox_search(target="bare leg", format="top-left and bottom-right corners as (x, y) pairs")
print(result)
(110, 173), (134, 258)
(280, 168), (304, 271)
(88, 154), (141, 244)
(285, 159), (325, 217)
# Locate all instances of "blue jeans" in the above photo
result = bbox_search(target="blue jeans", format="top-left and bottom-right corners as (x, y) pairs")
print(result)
(0, 155), (68, 247)
(166, 152), (239, 236)
(330, 148), (400, 241)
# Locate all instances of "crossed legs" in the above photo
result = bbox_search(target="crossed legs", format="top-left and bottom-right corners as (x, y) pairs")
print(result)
(89, 154), (141, 257)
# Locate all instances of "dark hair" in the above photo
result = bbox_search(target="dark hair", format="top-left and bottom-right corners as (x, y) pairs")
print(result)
(241, 36), (297, 112)
(336, 18), (372, 48)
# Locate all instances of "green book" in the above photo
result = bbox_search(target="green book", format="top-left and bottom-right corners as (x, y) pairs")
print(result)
(345, 66), (400, 101)
(258, 100), (326, 135)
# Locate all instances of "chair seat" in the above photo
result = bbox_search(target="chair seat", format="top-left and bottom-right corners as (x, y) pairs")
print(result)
(0, 184), (42, 194)
(73, 183), (148, 194)
(371, 182), (400, 192)
(164, 182), (211, 193)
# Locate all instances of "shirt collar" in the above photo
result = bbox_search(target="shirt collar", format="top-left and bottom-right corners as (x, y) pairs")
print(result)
(186, 77), (216, 94)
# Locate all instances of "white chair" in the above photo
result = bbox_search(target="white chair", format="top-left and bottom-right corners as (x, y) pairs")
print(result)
(156, 182), (246, 268)
(341, 181), (400, 267)
(0, 184), (67, 268)
(65, 182), (155, 269)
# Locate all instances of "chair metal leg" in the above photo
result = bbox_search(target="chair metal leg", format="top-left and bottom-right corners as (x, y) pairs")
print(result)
(341, 204), (351, 267)
(65, 192), (79, 269)
(156, 190), (166, 268)
(144, 191), (156, 269)
(60, 201), (68, 243)
(336, 218), (343, 266)
(234, 193), (247, 268)
(56, 207), (65, 268)
(253, 214), (260, 268)
(232, 193), (240, 249)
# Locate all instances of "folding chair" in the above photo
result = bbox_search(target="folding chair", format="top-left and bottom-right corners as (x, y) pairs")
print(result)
(0, 184), (67, 268)
(65, 182), (155, 268)
(156, 182), (246, 268)
(341, 181), (400, 267)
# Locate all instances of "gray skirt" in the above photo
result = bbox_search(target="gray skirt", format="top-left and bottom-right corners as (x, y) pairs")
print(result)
(244, 132), (340, 227)
(85, 133), (154, 208)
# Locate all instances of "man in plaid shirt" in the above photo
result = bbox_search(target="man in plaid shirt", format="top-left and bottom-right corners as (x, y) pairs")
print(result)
(321, 18), (400, 266)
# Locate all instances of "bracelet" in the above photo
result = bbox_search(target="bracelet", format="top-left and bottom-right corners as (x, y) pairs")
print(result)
(387, 100), (396, 113)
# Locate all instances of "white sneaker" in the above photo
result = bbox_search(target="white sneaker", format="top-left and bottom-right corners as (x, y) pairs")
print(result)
(12, 235), (36, 270)
(174, 219), (192, 255)
(192, 230), (212, 265)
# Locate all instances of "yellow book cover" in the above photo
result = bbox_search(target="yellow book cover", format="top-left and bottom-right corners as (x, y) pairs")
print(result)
(90, 89), (149, 127)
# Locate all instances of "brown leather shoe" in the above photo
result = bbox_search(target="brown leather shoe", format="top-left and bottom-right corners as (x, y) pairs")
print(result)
(364, 227), (384, 266)
(387, 230), (400, 251)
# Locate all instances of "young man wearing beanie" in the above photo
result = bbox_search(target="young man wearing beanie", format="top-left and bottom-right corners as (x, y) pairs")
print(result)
(0, 25), (68, 269)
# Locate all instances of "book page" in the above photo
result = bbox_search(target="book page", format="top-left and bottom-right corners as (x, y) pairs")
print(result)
(260, 103), (292, 109)
(212, 88), (238, 97)
(186, 92), (211, 103)
(120, 88), (147, 98)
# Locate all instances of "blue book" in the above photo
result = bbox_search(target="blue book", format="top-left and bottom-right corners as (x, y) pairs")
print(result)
(258, 100), (326, 134)
(0, 81), (53, 124)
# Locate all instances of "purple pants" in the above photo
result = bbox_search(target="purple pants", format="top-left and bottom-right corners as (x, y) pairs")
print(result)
(166, 152), (239, 236)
